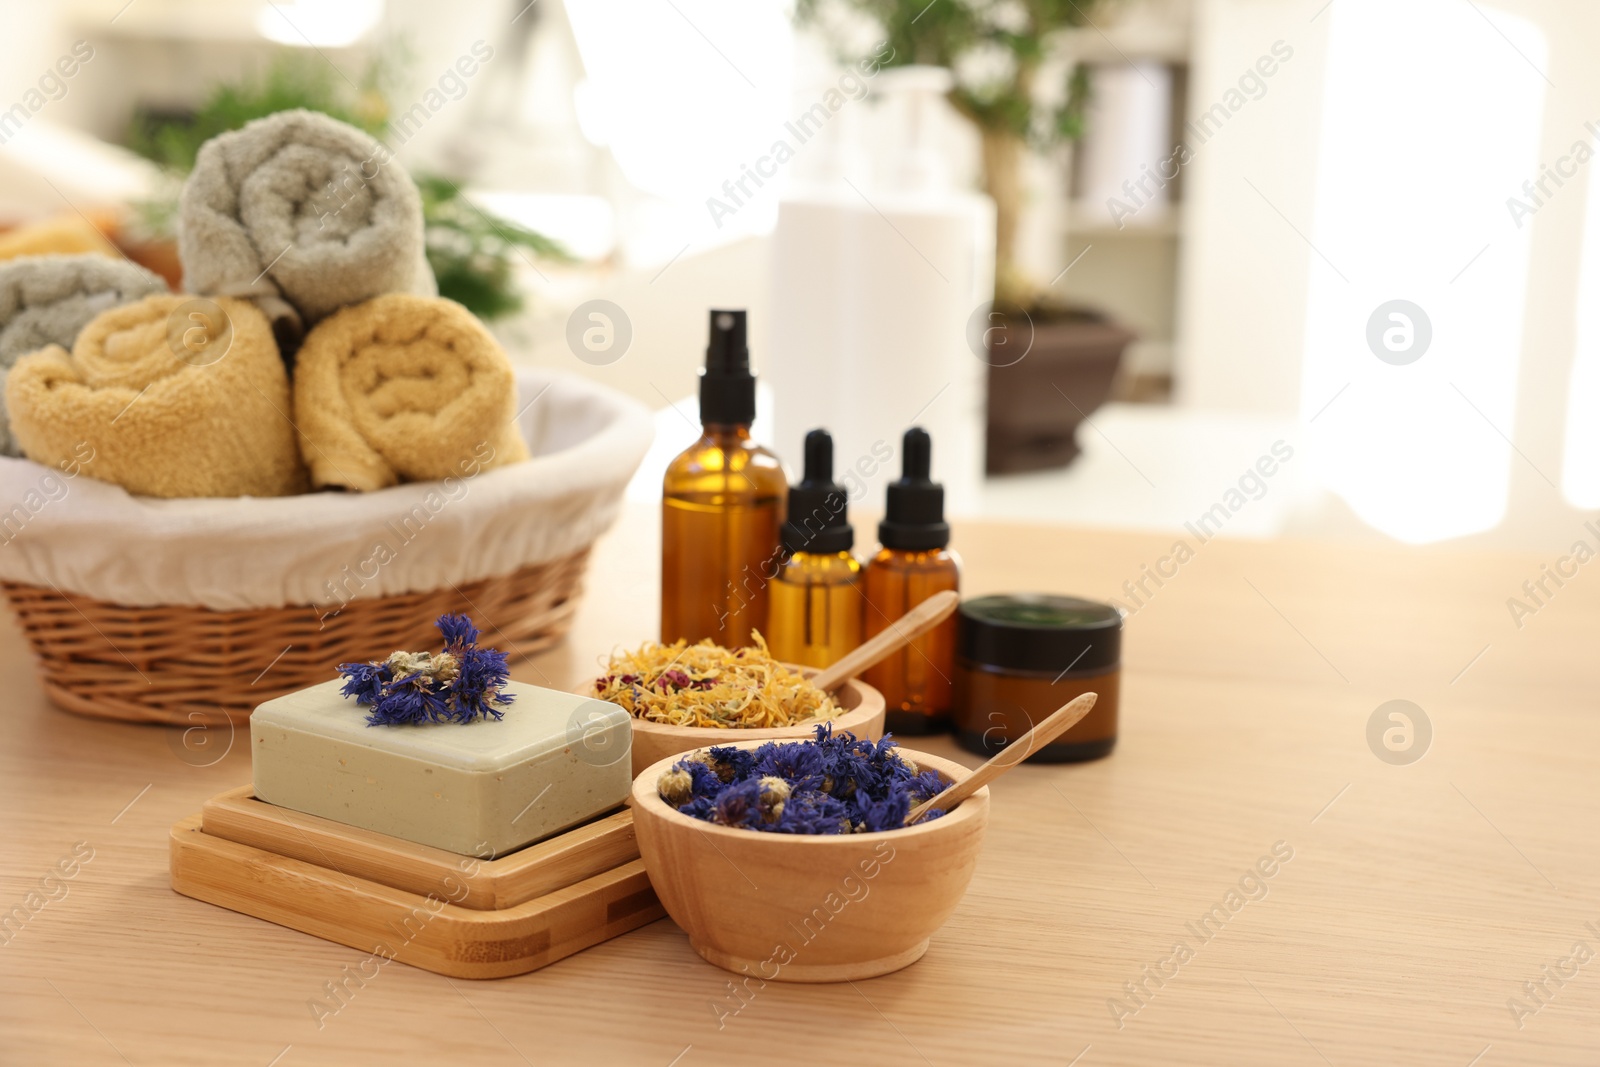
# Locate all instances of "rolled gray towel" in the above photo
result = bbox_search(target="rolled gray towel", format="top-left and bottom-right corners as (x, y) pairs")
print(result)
(178, 109), (435, 335)
(0, 254), (167, 456)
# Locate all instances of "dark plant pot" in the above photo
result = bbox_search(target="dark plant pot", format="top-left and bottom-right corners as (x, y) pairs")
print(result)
(985, 310), (1136, 475)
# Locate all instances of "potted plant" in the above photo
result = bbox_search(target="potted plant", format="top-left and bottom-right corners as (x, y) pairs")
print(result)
(795, 0), (1138, 473)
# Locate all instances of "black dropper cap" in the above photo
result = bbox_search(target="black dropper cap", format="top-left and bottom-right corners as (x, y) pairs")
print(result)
(780, 429), (853, 555)
(879, 427), (949, 551)
(698, 309), (756, 426)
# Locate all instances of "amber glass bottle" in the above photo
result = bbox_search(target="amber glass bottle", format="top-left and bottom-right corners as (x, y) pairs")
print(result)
(864, 427), (960, 735)
(660, 311), (787, 647)
(768, 429), (862, 669)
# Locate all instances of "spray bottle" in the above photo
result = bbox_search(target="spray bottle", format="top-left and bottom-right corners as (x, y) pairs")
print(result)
(660, 310), (787, 646)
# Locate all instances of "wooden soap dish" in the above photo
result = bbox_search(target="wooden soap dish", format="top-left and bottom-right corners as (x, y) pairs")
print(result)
(169, 787), (664, 979)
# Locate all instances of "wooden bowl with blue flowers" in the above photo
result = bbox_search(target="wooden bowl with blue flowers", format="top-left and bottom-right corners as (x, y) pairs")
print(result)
(630, 734), (989, 983)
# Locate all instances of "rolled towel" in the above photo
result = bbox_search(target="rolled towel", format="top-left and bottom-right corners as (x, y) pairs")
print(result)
(292, 293), (530, 491)
(0, 255), (168, 456)
(0, 215), (120, 262)
(179, 109), (435, 336)
(6, 294), (309, 498)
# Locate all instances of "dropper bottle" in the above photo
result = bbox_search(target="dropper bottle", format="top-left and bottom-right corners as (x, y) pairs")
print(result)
(767, 429), (862, 669)
(660, 310), (787, 647)
(863, 427), (961, 734)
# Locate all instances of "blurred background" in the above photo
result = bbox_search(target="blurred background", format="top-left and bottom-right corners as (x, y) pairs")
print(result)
(2, 0), (1594, 553)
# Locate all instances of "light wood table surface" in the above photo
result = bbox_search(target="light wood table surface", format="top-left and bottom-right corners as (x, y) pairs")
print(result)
(3, 502), (1598, 1065)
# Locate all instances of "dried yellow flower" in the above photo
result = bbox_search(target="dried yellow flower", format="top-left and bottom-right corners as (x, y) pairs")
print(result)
(591, 632), (837, 730)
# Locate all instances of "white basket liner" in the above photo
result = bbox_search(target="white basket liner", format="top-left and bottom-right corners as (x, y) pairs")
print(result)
(0, 369), (653, 611)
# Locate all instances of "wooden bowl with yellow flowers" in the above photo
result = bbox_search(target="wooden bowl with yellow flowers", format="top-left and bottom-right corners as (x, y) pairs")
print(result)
(583, 638), (886, 777)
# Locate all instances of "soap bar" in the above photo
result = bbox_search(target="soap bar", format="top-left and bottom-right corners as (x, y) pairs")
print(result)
(251, 678), (632, 857)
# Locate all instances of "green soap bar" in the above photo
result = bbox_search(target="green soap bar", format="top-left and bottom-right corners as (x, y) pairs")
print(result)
(251, 678), (632, 857)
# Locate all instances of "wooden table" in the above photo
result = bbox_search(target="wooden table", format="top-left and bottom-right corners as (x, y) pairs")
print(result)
(3, 502), (1597, 1065)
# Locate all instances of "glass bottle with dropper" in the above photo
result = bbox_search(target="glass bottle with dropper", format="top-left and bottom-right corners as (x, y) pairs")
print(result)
(864, 427), (961, 734)
(660, 310), (787, 647)
(767, 429), (862, 669)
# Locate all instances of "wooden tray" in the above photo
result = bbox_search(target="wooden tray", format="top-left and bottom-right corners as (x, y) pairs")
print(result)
(170, 791), (664, 979)
(199, 786), (640, 910)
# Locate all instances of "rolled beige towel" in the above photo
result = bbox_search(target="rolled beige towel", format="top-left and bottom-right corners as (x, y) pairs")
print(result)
(293, 294), (530, 492)
(0, 255), (168, 456)
(0, 216), (120, 262)
(179, 109), (435, 335)
(6, 294), (309, 498)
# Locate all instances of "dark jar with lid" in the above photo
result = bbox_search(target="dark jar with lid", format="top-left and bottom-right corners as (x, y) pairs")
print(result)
(951, 594), (1121, 763)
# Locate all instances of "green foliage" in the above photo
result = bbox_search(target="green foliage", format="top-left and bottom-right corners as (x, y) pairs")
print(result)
(124, 49), (568, 321)
(127, 52), (390, 173)
(795, 0), (1111, 147)
(416, 176), (573, 321)
(1055, 63), (1093, 141)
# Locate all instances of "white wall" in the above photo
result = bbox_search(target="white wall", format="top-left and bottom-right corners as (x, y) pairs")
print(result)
(1174, 0), (1329, 414)
(1177, 0), (1600, 552)
(497, 236), (774, 415)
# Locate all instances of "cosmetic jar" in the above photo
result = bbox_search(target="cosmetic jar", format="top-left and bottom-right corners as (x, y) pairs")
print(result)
(951, 594), (1121, 763)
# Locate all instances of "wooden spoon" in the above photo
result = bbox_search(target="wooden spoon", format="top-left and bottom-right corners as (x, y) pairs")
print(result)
(809, 589), (960, 693)
(906, 692), (1098, 824)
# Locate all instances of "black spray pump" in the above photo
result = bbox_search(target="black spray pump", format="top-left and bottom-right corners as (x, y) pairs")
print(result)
(699, 309), (756, 426)
(780, 429), (853, 555)
(879, 427), (950, 551)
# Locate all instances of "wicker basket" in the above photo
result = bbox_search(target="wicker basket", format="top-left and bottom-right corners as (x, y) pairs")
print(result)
(0, 369), (652, 727)
(3, 548), (592, 727)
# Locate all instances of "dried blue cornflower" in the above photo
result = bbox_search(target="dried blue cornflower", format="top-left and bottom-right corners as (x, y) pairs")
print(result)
(337, 660), (388, 707)
(850, 784), (910, 834)
(337, 614), (515, 727)
(773, 789), (852, 835)
(710, 779), (765, 829)
(436, 613), (482, 649)
(679, 795), (718, 821)
(657, 727), (946, 834)
(677, 758), (724, 801)
(451, 645), (514, 721)
(706, 744), (758, 783)
(752, 738), (827, 782)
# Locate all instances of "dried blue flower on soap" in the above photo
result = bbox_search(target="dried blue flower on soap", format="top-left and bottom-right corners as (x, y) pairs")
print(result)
(656, 725), (945, 834)
(337, 613), (515, 727)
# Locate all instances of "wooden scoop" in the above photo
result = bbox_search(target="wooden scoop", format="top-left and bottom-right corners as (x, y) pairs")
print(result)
(906, 692), (1098, 824)
(808, 589), (961, 693)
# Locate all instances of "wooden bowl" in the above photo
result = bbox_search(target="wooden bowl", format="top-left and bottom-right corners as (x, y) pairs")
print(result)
(577, 667), (886, 778)
(630, 741), (989, 982)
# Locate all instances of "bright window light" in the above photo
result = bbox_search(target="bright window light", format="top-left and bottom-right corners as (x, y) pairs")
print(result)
(1302, 0), (1547, 543)
(256, 0), (382, 48)
(564, 0), (793, 241)
(470, 191), (616, 262)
